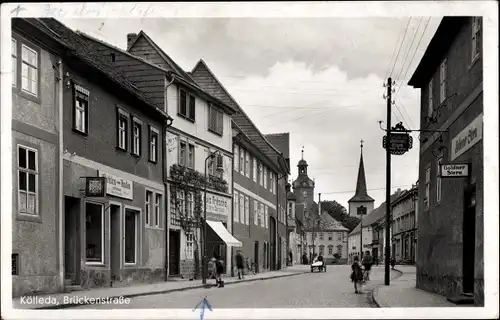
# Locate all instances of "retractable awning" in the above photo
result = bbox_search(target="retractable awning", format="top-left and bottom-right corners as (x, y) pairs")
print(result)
(206, 220), (242, 247)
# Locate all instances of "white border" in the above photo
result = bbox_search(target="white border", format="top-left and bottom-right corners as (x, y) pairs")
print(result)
(1, 1), (498, 319)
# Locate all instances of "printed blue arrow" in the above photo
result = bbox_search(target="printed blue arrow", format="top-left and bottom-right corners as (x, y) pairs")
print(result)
(193, 296), (212, 320)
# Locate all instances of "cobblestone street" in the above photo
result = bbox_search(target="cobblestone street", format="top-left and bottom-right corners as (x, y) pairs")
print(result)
(74, 266), (401, 309)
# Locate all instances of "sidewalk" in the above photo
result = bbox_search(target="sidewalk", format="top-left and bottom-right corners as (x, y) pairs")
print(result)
(13, 265), (309, 309)
(373, 266), (465, 307)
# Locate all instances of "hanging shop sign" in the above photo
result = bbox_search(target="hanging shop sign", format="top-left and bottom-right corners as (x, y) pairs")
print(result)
(440, 164), (469, 178)
(382, 122), (413, 155)
(450, 114), (483, 161)
(85, 177), (106, 197)
(99, 171), (133, 200)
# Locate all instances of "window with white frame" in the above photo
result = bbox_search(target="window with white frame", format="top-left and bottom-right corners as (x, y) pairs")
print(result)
(472, 17), (481, 61)
(259, 203), (264, 227)
(132, 118), (142, 156)
(239, 193), (245, 224)
(439, 59), (447, 104)
(245, 152), (250, 178)
(18, 145), (38, 215)
(117, 112), (128, 150)
(145, 190), (153, 226)
(155, 193), (162, 227)
(73, 84), (89, 134)
(85, 202), (104, 263)
(436, 156), (442, 203)
(328, 233), (333, 241)
(254, 200), (258, 225)
(252, 156), (257, 182)
(234, 145), (239, 171)
(179, 141), (187, 166)
(12, 39), (17, 87)
(425, 166), (431, 209)
(319, 232), (324, 240)
(208, 104), (223, 135)
(245, 196), (250, 225)
(328, 245), (333, 255)
(258, 161), (263, 185)
(21, 44), (38, 96)
(186, 232), (194, 260)
(177, 190), (185, 216)
(427, 80), (434, 117)
(149, 127), (159, 163)
(263, 167), (268, 189)
(187, 143), (195, 169)
(269, 172), (274, 193)
(234, 191), (239, 223)
(186, 192), (193, 219)
(179, 88), (195, 121)
(264, 205), (268, 228)
(240, 148), (245, 175)
(124, 209), (139, 264)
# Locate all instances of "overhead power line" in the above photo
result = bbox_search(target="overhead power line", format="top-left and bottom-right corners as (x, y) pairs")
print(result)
(389, 17), (412, 78)
(394, 17), (423, 82)
(314, 184), (414, 195)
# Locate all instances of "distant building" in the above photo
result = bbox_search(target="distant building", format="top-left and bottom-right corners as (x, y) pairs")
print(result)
(348, 142), (375, 217)
(408, 17), (483, 305)
(391, 186), (418, 264)
(305, 214), (349, 265)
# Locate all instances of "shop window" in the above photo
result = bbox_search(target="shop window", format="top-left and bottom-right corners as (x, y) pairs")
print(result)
(85, 202), (104, 264)
(124, 209), (139, 264)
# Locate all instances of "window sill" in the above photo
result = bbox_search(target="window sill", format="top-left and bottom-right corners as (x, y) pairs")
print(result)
(16, 213), (42, 223)
(124, 263), (138, 267)
(145, 225), (164, 231)
(131, 152), (141, 159)
(116, 146), (128, 153)
(72, 128), (88, 137)
(178, 113), (195, 123)
(208, 128), (223, 137)
(85, 262), (105, 266)
(469, 55), (481, 71)
(13, 87), (42, 105)
(148, 159), (158, 165)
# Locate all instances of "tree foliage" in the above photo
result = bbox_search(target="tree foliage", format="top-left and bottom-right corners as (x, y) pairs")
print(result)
(321, 200), (361, 232)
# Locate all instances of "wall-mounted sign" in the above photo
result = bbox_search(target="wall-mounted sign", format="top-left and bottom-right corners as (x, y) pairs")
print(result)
(451, 114), (483, 161)
(99, 171), (133, 200)
(204, 193), (229, 216)
(440, 164), (469, 178)
(85, 177), (106, 197)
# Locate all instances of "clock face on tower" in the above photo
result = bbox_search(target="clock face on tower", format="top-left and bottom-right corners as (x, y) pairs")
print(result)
(302, 191), (307, 198)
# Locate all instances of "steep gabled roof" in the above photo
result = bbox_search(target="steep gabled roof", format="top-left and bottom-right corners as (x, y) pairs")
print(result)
(304, 204), (349, 232)
(265, 133), (290, 159)
(33, 18), (170, 120)
(127, 31), (196, 84)
(348, 147), (375, 203)
(191, 59), (288, 174)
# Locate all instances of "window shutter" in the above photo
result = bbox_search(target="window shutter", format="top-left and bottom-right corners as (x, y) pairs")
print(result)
(189, 95), (195, 120)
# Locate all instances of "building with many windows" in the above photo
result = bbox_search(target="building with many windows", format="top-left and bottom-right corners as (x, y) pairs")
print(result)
(190, 60), (289, 273)
(305, 214), (349, 265)
(408, 16), (483, 305)
(82, 30), (238, 281)
(391, 186), (418, 264)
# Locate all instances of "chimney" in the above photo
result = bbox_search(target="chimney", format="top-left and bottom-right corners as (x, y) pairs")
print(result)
(127, 33), (138, 49)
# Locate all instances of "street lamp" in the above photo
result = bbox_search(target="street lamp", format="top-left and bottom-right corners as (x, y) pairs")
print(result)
(202, 151), (224, 285)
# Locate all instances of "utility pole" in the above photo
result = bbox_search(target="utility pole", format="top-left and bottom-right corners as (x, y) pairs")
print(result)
(384, 77), (392, 286)
(360, 213), (363, 259)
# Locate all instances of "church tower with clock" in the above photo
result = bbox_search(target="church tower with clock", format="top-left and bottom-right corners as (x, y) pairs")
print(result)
(292, 148), (315, 212)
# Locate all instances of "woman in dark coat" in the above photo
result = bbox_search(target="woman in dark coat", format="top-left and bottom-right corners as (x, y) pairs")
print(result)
(350, 256), (364, 294)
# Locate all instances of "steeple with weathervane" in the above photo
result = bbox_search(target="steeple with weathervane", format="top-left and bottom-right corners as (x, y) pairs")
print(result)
(348, 140), (375, 217)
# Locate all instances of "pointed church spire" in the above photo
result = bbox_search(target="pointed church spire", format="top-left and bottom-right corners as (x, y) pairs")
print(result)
(348, 139), (375, 203)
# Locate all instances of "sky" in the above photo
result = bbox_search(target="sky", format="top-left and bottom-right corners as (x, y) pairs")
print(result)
(60, 16), (441, 209)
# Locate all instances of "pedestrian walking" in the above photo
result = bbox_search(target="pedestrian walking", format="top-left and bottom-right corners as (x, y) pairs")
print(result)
(350, 256), (364, 294)
(212, 251), (224, 288)
(390, 257), (396, 270)
(302, 253), (308, 265)
(361, 250), (373, 281)
(235, 250), (245, 280)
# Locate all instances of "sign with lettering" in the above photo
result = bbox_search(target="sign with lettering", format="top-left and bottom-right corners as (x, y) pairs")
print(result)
(451, 114), (483, 161)
(440, 164), (469, 178)
(99, 171), (133, 200)
(203, 193), (229, 216)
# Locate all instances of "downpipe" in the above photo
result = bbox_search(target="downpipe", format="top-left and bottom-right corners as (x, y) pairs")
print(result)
(163, 74), (175, 281)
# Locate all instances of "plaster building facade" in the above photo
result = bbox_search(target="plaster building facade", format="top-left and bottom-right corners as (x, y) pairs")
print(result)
(11, 18), (66, 297)
(190, 60), (289, 273)
(82, 30), (239, 280)
(305, 214), (349, 265)
(35, 19), (174, 290)
(391, 186), (418, 264)
(408, 17), (483, 305)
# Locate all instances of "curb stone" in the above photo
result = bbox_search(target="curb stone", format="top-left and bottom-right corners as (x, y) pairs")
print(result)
(371, 268), (404, 308)
(32, 271), (309, 309)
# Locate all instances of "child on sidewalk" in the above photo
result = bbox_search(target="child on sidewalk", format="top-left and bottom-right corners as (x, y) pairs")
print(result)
(350, 256), (364, 294)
